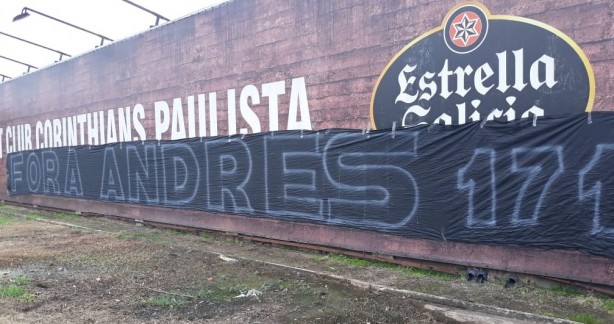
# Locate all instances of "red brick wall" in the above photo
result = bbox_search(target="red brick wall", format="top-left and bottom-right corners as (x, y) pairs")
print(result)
(0, 0), (612, 197)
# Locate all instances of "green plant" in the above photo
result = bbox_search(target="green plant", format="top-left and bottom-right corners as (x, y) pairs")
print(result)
(602, 298), (614, 312)
(196, 288), (230, 301)
(116, 232), (165, 242)
(170, 229), (185, 236)
(25, 214), (40, 221)
(50, 213), (79, 220)
(223, 237), (244, 246)
(21, 293), (35, 303)
(326, 254), (456, 280)
(570, 313), (602, 324)
(0, 284), (33, 301)
(14, 276), (29, 286)
(145, 295), (186, 307)
(0, 285), (25, 298)
(0, 216), (13, 225)
(549, 285), (585, 297)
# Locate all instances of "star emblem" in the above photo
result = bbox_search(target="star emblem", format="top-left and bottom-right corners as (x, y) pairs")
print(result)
(452, 14), (479, 46)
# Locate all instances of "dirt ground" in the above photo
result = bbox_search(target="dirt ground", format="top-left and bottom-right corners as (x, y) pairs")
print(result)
(0, 204), (612, 324)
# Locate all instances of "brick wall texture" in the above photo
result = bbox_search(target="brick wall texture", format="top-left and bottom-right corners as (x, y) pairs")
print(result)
(0, 0), (612, 200)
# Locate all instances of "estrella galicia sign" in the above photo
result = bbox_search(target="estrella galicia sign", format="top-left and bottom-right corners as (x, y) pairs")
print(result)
(370, 2), (595, 129)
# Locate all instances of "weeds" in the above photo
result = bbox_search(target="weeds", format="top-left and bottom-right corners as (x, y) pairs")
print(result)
(145, 295), (186, 307)
(570, 313), (603, 324)
(49, 213), (80, 220)
(0, 216), (13, 225)
(549, 285), (586, 297)
(25, 214), (40, 221)
(325, 254), (457, 280)
(25, 212), (78, 221)
(116, 232), (166, 242)
(222, 237), (244, 246)
(603, 298), (614, 312)
(14, 276), (29, 286)
(197, 283), (249, 301)
(0, 284), (34, 302)
(0, 285), (25, 298)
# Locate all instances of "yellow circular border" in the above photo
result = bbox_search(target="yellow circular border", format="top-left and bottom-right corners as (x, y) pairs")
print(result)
(369, 1), (596, 130)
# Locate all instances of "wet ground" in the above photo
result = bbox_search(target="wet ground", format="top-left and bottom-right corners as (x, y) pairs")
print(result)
(0, 204), (612, 323)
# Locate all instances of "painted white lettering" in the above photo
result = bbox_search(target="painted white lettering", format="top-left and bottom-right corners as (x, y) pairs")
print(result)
(67, 117), (78, 146)
(496, 51), (510, 93)
(52, 119), (62, 147)
(396, 65), (418, 104)
(227, 89), (237, 135)
(197, 94), (207, 137)
(513, 49), (527, 91)
(287, 77), (312, 130)
(6, 126), (12, 153)
(239, 84), (261, 134)
(118, 107), (131, 142)
(98, 111), (106, 145)
(454, 65), (474, 97)
(208, 92), (218, 136)
(35, 121), (43, 149)
(171, 98), (187, 140)
(87, 113), (99, 145)
(530, 54), (557, 90)
(262, 80), (285, 131)
(107, 109), (118, 144)
(418, 72), (437, 101)
(187, 95), (196, 138)
(77, 114), (87, 145)
(438, 60), (454, 99)
(44, 120), (53, 148)
(154, 101), (170, 140)
(0, 128), (3, 158)
(132, 104), (146, 141)
(474, 63), (494, 95)
(23, 124), (32, 151)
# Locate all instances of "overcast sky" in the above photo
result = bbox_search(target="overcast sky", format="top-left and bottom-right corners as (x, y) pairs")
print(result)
(0, 0), (228, 80)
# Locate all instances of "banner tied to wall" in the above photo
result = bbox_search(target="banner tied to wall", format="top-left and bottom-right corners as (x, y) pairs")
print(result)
(7, 112), (614, 258)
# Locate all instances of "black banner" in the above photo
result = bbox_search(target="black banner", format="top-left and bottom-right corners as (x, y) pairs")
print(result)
(7, 113), (614, 258)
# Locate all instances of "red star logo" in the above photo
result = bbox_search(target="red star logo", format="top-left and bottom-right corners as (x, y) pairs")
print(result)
(452, 13), (479, 46)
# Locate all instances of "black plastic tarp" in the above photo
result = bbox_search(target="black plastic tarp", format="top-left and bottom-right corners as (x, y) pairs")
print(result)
(7, 112), (614, 258)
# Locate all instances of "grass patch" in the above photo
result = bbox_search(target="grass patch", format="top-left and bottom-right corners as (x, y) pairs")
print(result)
(25, 212), (78, 221)
(549, 285), (586, 297)
(49, 212), (80, 220)
(326, 254), (457, 280)
(0, 285), (25, 298)
(25, 214), (40, 221)
(116, 232), (166, 242)
(145, 295), (186, 307)
(195, 277), (281, 301)
(0, 216), (13, 225)
(14, 276), (29, 286)
(199, 233), (212, 241)
(221, 237), (244, 246)
(196, 283), (249, 301)
(196, 288), (230, 301)
(570, 313), (603, 324)
(0, 284), (34, 302)
(603, 298), (614, 312)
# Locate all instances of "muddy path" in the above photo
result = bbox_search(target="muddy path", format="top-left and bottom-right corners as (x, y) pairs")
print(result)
(0, 204), (611, 323)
